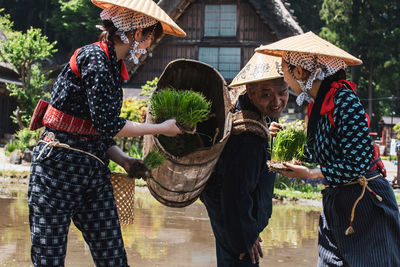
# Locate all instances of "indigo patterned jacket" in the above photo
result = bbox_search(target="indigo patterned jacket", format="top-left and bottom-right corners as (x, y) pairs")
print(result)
(307, 81), (373, 186)
(50, 43), (127, 149)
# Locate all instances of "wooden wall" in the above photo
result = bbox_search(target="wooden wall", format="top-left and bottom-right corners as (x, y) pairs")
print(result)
(0, 86), (17, 136)
(130, 0), (279, 87)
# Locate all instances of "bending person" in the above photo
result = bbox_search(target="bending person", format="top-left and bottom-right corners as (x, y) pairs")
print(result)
(201, 53), (289, 266)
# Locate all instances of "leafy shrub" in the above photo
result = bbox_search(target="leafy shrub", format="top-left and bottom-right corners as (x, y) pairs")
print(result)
(4, 128), (42, 155)
(394, 122), (400, 139)
(274, 173), (324, 193)
(149, 88), (211, 131)
(120, 97), (147, 123)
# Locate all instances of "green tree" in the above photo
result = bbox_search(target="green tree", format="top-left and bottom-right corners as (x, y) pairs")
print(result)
(319, 0), (400, 131)
(48, 0), (101, 54)
(0, 0), (101, 59)
(0, 11), (57, 129)
(284, 0), (324, 33)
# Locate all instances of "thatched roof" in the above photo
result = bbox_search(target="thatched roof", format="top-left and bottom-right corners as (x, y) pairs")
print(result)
(248, 0), (303, 38)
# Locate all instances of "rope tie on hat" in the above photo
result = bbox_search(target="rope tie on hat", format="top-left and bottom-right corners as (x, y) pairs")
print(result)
(37, 140), (105, 165)
(326, 174), (382, 235)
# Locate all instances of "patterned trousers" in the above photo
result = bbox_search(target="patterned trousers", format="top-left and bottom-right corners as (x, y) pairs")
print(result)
(28, 131), (129, 267)
(318, 171), (400, 267)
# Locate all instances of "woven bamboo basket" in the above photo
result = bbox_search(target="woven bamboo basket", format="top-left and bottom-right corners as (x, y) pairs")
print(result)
(143, 59), (232, 207)
(110, 173), (135, 226)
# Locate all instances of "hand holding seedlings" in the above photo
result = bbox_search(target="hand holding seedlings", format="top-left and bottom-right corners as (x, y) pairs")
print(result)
(278, 162), (323, 179)
(269, 121), (284, 137)
(158, 118), (182, 136)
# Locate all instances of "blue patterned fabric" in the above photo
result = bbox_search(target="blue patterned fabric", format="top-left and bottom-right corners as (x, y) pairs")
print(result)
(309, 87), (373, 186)
(308, 85), (400, 266)
(318, 171), (400, 267)
(28, 130), (129, 267)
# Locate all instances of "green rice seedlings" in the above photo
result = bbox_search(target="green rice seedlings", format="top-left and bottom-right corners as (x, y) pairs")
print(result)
(143, 149), (166, 170)
(269, 120), (307, 171)
(127, 150), (166, 179)
(149, 88), (212, 133)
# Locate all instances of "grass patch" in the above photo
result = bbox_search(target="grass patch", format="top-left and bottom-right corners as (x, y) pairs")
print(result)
(273, 188), (322, 200)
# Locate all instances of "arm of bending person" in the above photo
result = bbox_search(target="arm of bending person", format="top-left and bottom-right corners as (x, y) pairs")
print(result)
(278, 163), (323, 179)
(115, 118), (182, 137)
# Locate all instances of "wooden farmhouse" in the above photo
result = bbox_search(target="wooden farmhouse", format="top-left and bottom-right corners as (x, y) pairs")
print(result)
(125, 0), (304, 119)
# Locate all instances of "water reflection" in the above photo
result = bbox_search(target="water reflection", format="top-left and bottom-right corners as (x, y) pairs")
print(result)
(0, 188), (320, 266)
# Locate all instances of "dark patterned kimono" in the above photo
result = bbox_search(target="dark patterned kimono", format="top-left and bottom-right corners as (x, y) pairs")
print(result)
(307, 80), (400, 267)
(28, 43), (130, 267)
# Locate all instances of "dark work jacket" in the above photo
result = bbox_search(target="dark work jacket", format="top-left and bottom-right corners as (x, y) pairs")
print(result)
(200, 93), (275, 257)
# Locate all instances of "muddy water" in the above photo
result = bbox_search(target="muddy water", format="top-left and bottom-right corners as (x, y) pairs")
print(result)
(0, 188), (320, 267)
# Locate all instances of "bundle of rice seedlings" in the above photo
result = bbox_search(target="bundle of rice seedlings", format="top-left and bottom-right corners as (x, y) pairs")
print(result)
(143, 150), (166, 170)
(268, 120), (308, 172)
(149, 88), (212, 133)
(127, 150), (166, 179)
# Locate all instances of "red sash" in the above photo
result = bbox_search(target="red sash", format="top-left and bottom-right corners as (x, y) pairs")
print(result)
(29, 99), (99, 136)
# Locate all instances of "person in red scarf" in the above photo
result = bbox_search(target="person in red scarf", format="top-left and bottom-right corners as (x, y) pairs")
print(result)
(28, 1), (186, 266)
(257, 32), (400, 267)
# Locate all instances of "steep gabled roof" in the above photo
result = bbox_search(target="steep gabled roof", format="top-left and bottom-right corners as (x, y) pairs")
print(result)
(248, 0), (303, 39)
(129, 0), (303, 75)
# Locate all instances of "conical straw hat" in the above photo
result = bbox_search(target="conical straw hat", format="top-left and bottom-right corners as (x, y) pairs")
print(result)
(229, 53), (283, 88)
(255, 31), (362, 66)
(92, 0), (186, 37)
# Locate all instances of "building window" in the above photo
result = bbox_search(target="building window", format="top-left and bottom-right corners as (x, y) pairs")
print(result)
(204, 5), (237, 37)
(199, 47), (240, 79)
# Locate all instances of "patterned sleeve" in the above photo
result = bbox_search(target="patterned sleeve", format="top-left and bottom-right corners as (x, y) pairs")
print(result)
(77, 45), (126, 138)
(320, 88), (373, 182)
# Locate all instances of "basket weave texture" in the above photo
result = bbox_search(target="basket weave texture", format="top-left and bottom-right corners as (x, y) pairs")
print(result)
(110, 173), (135, 226)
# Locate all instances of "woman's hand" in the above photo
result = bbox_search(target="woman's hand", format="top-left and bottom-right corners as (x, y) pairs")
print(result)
(278, 162), (323, 179)
(269, 122), (284, 137)
(124, 157), (150, 179)
(158, 118), (182, 137)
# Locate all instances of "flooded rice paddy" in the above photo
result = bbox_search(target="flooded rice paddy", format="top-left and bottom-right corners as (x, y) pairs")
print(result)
(0, 187), (321, 267)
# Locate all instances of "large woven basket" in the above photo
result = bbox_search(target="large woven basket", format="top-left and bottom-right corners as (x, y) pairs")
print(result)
(110, 173), (135, 226)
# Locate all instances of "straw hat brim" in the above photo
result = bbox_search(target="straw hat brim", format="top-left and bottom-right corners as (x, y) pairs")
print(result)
(92, 0), (186, 37)
(229, 53), (283, 88)
(255, 31), (362, 66)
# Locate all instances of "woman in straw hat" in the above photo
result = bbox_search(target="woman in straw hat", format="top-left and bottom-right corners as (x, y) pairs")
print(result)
(256, 31), (400, 266)
(27, 0), (185, 266)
